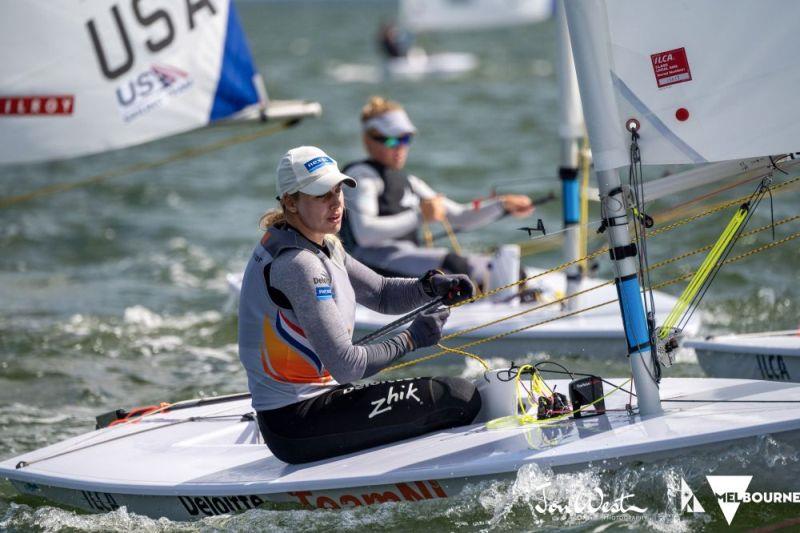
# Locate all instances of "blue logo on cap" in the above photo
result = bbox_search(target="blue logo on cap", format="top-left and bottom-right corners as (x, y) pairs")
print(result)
(304, 156), (334, 173)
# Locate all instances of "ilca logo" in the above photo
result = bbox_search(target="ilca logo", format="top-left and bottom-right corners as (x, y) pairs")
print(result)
(680, 477), (704, 514)
(706, 475), (752, 525)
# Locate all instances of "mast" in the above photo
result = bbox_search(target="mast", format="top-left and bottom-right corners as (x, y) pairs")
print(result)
(555, 0), (584, 310)
(564, 0), (661, 415)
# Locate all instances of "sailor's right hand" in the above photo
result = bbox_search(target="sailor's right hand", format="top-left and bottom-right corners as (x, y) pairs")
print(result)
(420, 195), (446, 223)
(499, 194), (534, 217)
(406, 307), (450, 349)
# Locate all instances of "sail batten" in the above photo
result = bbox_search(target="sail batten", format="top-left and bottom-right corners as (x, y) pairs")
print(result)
(0, 1), (262, 165)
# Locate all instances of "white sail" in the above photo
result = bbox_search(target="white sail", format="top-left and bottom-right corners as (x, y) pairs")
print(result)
(0, 0), (263, 164)
(565, 0), (800, 172)
(399, 0), (553, 33)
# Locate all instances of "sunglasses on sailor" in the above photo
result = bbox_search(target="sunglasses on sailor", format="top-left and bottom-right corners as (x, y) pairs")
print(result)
(369, 133), (414, 148)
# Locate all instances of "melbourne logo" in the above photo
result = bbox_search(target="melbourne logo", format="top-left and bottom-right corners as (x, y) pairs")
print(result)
(115, 64), (193, 122)
(706, 476), (751, 525)
(304, 156), (334, 173)
(680, 478), (705, 514)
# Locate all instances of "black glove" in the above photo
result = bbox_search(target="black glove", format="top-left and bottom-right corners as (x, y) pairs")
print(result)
(420, 270), (475, 305)
(406, 307), (450, 349)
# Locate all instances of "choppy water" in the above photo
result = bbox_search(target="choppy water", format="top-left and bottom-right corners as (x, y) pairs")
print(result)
(2, 0), (799, 531)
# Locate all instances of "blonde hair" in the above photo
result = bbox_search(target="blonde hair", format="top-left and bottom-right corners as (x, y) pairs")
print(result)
(258, 192), (299, 230)
(257, 193), (344, 249)
(360, 96), (403, 123)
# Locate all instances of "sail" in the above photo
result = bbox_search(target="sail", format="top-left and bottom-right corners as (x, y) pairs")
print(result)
(0, 0), (262, 165)
(400, 0), (553, 33)
(564, 0), (800, 172)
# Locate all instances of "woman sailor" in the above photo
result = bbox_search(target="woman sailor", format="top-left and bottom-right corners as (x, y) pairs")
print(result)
(238, 146), (482, 464)
(340, 96), (534, 288)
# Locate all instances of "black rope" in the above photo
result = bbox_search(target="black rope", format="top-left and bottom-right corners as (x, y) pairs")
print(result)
(353, 297), (443, 345)
(15, 411), (253, 469)
(626, 128), (661, 383)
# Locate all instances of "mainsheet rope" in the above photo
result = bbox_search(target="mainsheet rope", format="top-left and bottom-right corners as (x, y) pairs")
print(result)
(382, 226), (800, 373)
(0, 120), (296, 209)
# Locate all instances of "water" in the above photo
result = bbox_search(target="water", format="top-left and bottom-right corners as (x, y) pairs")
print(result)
(1, 0), (799, 530)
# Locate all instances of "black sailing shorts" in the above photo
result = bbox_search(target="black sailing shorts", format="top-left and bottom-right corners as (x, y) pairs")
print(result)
(257, 376), (481, 464)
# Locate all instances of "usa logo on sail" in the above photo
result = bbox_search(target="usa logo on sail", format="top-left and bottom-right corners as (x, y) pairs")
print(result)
(115, 64), (193, 123)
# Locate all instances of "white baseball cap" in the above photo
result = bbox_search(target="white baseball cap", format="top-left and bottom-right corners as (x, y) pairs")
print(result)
(362, 109), (417, 137)
(276, 146), (356, 197)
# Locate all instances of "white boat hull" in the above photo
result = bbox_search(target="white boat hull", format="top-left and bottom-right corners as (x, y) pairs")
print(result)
(386, 50), (478, 80)
(3, 377), (800, 520)
(686, 332), (800, 382)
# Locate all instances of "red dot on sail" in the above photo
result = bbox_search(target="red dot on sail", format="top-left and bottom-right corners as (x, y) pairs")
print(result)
(676, 108), (689, 121)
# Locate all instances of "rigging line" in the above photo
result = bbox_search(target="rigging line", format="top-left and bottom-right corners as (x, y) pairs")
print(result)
(14, 412), (252, 469)
(436, 216), (794, 351)
(630, 133), (661, 383)
(579, 135), (592, 274)
(0, 120), (294, 209)
(383, 297), (617, 372)
(453, 246), (610, 307)
(434, 343), (489, 370)
(649, 214), (800, 269)
(533, 364), (637, 397)
(440, 216), (463, 255)
(649, 230), (800, 293)
(485, 378), (633, 430)
(677, 182), (771, 332)
(648, 175), (800, 238)
(354, 297), (443, 345)
(520, 173), (800, 258)
(663, 399), (800, 403)
(445, 281), (614, 341)
(422, 222), (434, 248)
(385, 232), (800, 373)
(445, 217), (797, 348)
(663, 171), (772, 217)
(659, 203), (750, 336)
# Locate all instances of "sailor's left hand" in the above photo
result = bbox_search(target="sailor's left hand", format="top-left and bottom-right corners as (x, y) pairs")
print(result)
(499, 194), (535, 218)
(422, 271), (475, 305)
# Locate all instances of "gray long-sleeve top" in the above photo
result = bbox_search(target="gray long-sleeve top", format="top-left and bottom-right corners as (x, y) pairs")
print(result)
(269, 244), (432, 384)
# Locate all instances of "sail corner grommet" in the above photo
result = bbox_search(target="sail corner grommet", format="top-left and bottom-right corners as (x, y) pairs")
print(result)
(625, 118), (640, 132)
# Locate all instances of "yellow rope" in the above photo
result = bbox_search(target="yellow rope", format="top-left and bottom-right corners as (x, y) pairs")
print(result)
(422, 222), (434, 248)
(659, 204), (749, 337)
(519, 174), (800, 258)
(440, 216), (463, 255)
(453, 246), (610, 308)
(434, 343), (490, 370)
(0, 120), (294, 209)
(485, 377), (632, 430)
(382, 229), (800, 373)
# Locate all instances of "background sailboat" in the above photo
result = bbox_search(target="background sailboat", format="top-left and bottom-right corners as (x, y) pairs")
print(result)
(0, 0), (320, 166)
(686, 330), (800, 382)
